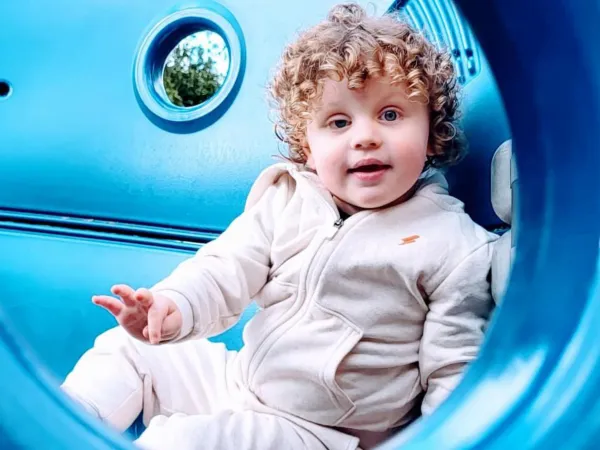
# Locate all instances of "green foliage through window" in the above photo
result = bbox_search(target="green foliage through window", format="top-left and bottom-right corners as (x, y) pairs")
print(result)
(162, 31), (229, 108)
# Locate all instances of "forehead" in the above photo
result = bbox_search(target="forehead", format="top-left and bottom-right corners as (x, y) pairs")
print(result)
(312, 76), (413, 111)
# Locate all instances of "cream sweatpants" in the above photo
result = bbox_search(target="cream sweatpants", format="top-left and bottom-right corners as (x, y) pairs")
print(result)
(61, 327), (331, 450)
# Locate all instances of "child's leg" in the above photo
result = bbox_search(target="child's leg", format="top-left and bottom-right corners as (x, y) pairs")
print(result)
(61, 326), (234, 432)
(134, 409), (329, 450)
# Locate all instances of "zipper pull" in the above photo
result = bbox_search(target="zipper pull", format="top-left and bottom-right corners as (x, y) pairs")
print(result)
(325, 218), (344, 239)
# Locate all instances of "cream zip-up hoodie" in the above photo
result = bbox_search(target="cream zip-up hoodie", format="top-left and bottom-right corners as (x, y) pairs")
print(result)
(151, 163), (497, 443)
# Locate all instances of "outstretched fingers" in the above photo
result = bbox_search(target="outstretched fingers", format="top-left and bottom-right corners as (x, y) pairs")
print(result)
(134, 288), (154, 308)
(92, 295), (124, 317)
(111, 284), (137, 307)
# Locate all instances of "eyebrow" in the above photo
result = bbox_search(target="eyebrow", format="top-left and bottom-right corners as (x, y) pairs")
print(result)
(379, 92), (410, 105)
(312, 89), (413, 119)
(317, 101), (344, 112)
(311, 102), (345, 120)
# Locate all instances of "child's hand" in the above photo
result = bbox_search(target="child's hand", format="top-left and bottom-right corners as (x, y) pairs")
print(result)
(92, 284), (182, 344)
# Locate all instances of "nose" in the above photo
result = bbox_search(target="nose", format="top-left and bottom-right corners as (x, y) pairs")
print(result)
(350, 119), (382, 150)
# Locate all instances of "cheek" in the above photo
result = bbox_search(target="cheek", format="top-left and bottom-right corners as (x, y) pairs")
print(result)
(305, 151), (315, 169)
(398, 115), (430, 150)
(392, 131), (429, 164)
(393, 141), (427, 162)
(306, 134), (341, 170)
(312, 153), (342, 185)
(316, 153), (345, 181)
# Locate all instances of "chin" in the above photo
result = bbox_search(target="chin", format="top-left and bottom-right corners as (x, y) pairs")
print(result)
(354, 198), (391, 210)
(359, 191), (412, 210)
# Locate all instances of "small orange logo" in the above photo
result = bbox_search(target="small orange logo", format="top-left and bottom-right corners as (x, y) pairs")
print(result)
(399, 235), (420, 245)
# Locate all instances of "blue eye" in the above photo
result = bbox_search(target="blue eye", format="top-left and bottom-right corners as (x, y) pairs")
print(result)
(332, 119), (348, 129)
(382, 110), (398, 121)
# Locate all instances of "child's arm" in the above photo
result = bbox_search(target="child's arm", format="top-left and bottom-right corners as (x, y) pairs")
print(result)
(419, 241), (495, 415)
(149, 171), (293, 343)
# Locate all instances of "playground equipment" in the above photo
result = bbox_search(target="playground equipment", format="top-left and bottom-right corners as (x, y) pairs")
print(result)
(0, 0), (598, 448)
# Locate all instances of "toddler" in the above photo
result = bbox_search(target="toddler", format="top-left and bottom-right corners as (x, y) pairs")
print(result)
(62, 4), (498, 450)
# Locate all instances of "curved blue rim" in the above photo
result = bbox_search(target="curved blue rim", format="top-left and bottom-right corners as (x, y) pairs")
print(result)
(1, 0), (599, 448)
(133, 2), (246, 133)
(381, 0), (600, 447)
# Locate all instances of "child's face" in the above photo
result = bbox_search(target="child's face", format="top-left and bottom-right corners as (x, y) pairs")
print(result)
(305, 76), (431, 211)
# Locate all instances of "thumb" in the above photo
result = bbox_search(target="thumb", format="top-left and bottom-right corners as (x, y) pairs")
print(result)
(161, 310), (183, 341)
(147, 302), (168, 344)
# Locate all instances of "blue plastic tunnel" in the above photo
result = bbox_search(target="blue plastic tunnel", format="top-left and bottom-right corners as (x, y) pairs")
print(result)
(0, 0), (599, 448)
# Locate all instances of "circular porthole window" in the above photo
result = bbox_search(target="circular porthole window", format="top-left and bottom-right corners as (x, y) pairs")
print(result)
(162, 30), (230, 108)
(134, 3), (245, 132)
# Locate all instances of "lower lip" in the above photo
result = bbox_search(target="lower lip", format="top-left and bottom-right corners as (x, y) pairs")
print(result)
(350, 167), (390, 182)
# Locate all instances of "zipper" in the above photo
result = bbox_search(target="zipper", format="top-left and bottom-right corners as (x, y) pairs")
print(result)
(325, 217), (344, 239)
(246, 210), (343, 386)
(245, 172), (345, 384)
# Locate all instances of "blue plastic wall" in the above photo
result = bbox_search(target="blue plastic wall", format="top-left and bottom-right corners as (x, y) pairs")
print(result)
(1, 0), (598, 449)
(0, 0), (509, 381)
(0, 0), (508, 233)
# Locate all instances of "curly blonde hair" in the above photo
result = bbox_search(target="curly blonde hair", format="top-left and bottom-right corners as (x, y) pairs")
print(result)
(268, 3), (464, 168)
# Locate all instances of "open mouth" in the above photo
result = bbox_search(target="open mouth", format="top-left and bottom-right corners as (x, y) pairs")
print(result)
(348, 164), (391, 173)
